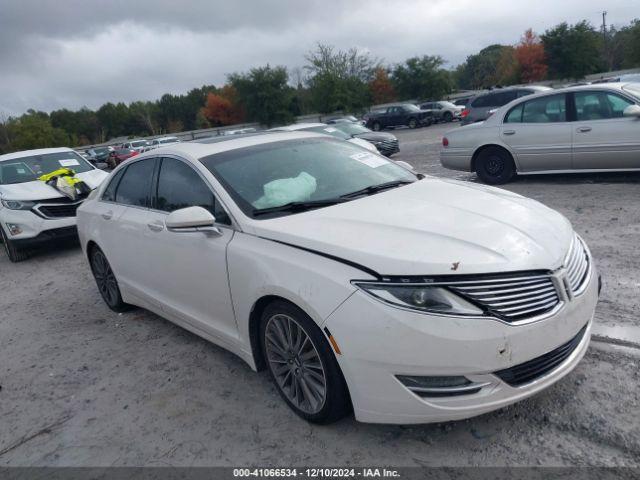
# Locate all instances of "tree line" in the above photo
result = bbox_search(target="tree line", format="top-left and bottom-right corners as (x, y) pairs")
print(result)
(1, 18), (638, 154)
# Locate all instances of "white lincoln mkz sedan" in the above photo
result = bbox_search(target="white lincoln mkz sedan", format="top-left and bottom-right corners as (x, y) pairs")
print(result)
(77, 131), (599, 424)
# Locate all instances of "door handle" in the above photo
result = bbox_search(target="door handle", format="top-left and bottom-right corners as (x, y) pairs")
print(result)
(147, 222), (164, 232)
(503, 130), (516, 136)
(577, 126), (592, 133)
(101, 211), (113, 220)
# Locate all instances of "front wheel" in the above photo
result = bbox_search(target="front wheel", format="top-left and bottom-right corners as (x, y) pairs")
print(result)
(475, 147), (516, 184)
(0, 227), (28, 262)
(371, 121), (381, 132)
(408, 117), (417, 129)
(443, 111), (453, 122)
(260, 301), (350, 424)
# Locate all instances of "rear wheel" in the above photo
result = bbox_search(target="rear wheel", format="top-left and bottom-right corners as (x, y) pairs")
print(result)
(443, 111), (453, 122)
(0, 227), (28, 262)
(372, 121), (381, 132)
(408, 117), (418, 129)
(260, 300), (350, 424)
(475, 147), (516, 184)
(89, 247), (131, 312)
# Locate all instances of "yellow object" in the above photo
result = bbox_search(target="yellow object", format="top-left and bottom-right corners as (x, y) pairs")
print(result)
(38, 168), (89, 200)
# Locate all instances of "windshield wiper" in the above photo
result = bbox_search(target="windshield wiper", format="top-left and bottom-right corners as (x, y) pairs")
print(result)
(339, 180), (414, 199)
(253, 198), (346, 217)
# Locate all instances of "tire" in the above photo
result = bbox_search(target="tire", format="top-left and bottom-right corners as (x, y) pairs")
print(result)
(89, 246), (131, 312)
(475, 147), (516, 185)
(443, 111), (453, 122)
(260, 300), (351, 424)
(372, 121), (381, 132)
(0, 227), (29, 262)
(408, 117), (418, 129)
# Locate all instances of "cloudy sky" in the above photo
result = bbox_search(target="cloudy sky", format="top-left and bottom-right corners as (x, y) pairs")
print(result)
(0, 0), (636, 115)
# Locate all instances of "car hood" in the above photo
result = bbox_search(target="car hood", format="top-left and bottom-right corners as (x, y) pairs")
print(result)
(248, 178), (573, 276)
(0, 169), (109, 201)
(353, 132), (397, 142)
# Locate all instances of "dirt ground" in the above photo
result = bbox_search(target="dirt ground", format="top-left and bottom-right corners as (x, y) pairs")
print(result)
(1, 123), (639, 467)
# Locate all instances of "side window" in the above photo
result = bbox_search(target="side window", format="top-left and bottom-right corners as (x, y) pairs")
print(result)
(605, 93), (633, 117)
(504, 103), (524, 123)
(471, 95), (489, 108)
(155, 157), (231, 225)
(521, 94), (566, 123)
(101, 168), (126, 202)
(114, 159), (155, 207)
(573, 91), (632, 121)
(492, 91), (517, 107)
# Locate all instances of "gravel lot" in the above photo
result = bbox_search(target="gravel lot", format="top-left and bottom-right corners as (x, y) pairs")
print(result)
(1, 123), (639, 467)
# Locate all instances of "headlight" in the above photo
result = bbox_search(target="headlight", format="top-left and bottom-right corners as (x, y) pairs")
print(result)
(354, 282), (483, 316)
(1, 199), (36, 210)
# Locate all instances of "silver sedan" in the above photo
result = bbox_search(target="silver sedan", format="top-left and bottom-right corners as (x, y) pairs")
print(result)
(440, 83), (640, 184)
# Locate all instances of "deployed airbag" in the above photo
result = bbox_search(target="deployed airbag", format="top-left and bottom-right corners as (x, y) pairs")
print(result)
(253, 172), (317, 209)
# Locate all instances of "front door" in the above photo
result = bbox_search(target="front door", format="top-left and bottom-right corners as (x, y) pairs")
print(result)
(138, 156), (238, 343)
(500, 93), (572, 171)
(571, 90), (640, 169)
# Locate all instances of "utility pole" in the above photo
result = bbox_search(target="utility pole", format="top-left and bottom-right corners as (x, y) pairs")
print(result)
(602, 10), (609, 71)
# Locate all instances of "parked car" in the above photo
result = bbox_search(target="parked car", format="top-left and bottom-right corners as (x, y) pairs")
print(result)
(460, 86), (552, 125)
(441, 83), (640, 184)
(149, 136), (180, 148)
(86, 146), (113, 163)
(326, 116), (365, 125)
(419, 101), (464, 122)
(77, 131), (599, 424)
(453, 97), (473, 107)
(364, 104), (433, 131)
(331, 122), (399, 156)
(270, 123), (378, 153)
(223, 128), (258, 136)
(107, 148), (139, 169)
(121, 139), (150, 153)
(0, 147), (109, 261)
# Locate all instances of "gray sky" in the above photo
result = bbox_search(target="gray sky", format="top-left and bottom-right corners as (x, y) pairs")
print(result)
(0, 0), (636, 115)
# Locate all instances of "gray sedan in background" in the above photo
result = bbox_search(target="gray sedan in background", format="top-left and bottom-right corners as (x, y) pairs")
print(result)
(441, 83), (640, 184)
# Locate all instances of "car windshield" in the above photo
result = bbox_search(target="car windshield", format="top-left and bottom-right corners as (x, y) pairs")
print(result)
(0, 151), (94, 185)
(622, 84), (640, 100)
(332, 123), (371, 136)
(200, 138), (416, 219)
(301, 125), (351, 140)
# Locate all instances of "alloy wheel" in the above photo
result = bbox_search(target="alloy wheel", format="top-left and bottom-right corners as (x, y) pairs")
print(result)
(264, 313), (327, 415)
(91, 249), (119, 307)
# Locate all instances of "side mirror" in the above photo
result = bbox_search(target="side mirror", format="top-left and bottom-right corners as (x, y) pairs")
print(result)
(166, 206), (221, 235)
(623, 104), (640, 118)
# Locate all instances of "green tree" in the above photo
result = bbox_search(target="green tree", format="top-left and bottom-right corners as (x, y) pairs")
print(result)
(391, 55), (452, 100)
(228, 65), (293, 127)
(541, 21), (603, 80)
(455, 45), (512, 89)
(304, 44), (378, 113)
(609, 19), (640, 69)
(7, 113), (69, 151)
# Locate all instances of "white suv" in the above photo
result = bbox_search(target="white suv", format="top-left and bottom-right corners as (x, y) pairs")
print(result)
(0, 147), (109, 262)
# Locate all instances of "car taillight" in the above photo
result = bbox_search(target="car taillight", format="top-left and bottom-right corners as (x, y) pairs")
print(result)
(460, 109), (469, 118)
(442, 137), (449, 147)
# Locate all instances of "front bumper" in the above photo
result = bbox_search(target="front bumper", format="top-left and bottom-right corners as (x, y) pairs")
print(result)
(324, 265), (599, 424)
(1, 208), (78, 245)
(374, 140), (400, 157)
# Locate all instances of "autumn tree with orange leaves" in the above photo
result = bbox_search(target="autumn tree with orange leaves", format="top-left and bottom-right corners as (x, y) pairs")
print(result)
(369, 67), (396, 104)
(200, 86), (244, 126)
(515, 29), (548, 83)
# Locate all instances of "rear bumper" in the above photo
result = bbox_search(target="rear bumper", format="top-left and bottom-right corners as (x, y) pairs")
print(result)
(440, 151), (473, 171)
(324, 265), (599, 424)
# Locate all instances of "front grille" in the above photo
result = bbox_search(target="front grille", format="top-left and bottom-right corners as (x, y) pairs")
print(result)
(449, 274), (560, 322)
(565, 235), (590, 294)
(375, 139), (399, 155)
(35, 202), (82, 219)
(494, 324), (588, 387)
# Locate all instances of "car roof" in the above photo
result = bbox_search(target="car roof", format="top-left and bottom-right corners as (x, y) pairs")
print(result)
(0, 147), (75, 162)
(136, 131), (326, 160)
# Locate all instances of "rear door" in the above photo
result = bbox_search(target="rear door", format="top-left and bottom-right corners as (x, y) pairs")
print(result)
(500, 93), (572, 171)
(571, 90), (640, 169)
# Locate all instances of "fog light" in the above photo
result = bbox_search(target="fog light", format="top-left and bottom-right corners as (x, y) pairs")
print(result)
(396, 375), (489, 398)
(6, 223), (22, 236)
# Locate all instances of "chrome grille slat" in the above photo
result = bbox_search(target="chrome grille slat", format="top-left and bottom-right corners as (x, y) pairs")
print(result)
(564, 235), (590, 294)
(450, 274), (560, 322)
